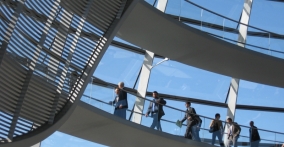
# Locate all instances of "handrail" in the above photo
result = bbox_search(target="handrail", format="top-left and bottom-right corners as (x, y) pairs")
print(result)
(208, 33), (284, 54)
(183, 0), (283, 36)
(82, 93), (284, 144)
(90, 76), (284, 136)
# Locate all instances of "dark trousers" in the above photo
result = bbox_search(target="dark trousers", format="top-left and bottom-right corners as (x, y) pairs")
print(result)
(185, 120), (196, 139)
(250, 140), (260, 147)
(114, 108), (126, 119)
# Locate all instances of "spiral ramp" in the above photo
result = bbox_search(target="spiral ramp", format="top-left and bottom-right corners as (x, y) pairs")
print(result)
(0, 0), (128, 146)
(1, 0), (284, 146)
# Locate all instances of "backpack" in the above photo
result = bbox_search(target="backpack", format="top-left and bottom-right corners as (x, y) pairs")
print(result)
(195, 116), (202, 127)
(234, 122), (241, 135)
(209, 120), (219, 133)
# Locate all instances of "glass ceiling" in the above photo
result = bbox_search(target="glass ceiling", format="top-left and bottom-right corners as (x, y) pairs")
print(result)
(2, 0), (283, 146)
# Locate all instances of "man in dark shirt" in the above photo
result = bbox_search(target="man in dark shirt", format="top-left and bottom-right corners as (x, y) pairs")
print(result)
(249, 121), (261, 147)
(180, 101), (199, 140)
(145, 91), (166, 131)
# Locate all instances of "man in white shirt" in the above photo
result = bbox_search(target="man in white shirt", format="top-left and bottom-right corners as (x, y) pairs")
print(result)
(226, 118), (241, 147)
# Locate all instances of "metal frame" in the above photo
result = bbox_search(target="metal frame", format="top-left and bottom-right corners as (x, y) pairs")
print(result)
(132, 50), (154, 124)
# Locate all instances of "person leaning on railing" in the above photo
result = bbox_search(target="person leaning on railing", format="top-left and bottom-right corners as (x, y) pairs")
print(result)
(109, 82), (128, 119)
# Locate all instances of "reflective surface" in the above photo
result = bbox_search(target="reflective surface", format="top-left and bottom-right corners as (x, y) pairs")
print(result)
(41, 131), (108, 147)
(146, 0), (284, 59)
(147, 58), (231, 102)
(81, 82), (284, 147)
(238, 80), (284, 107)
(93, 46), (144, 88)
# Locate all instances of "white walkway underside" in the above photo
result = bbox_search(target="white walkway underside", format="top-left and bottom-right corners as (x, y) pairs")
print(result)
(59, 102), (214, 147)
(117, 0), (284, 88)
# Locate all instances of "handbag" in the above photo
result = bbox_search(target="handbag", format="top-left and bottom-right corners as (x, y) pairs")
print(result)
(209, 127), (214, 133)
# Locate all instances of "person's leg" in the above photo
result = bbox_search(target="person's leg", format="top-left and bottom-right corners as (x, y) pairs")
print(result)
(121, 108), (126, 119)
(216, 130), (224, 146)
(150, 113), (158, 129)
(250, 141), (255, 147)
(157, 115), (162, 131)
(196, 129), (201, 142)
(251, 140), (260, 147)
(226, 137), (232, 147)
(185, 125), (192, 139)
(191, 124), (200, 142)
(232, 137), (238, 147)
(212, 131), (217, 145)
(117, 109), (126, 119)
(255, 140), (260, 147)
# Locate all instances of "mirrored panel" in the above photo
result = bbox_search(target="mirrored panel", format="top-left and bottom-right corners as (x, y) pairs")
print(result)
(41, 131), (108, 147)
(148, 58), (231, 102)
(93, 45), (144, 88)
(237, 80), (284, 107)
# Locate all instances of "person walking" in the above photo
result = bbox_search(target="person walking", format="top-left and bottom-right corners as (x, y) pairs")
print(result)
(179, 101), (197, 140)
(249, 121), (261, 147)
(226, 118), (241, 147)
(112, 87), (127, 119)
(145, 91), (166, 131)
(209, 113), (224, 146)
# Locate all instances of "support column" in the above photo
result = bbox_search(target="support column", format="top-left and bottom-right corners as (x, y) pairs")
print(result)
(225, 0), (253, 141)
(226, 0), (253, 121)
(131, 0), (168, 124)
(132, 51), (154, 124)
(226, 78), (240, 120)
(156, 0), (168, 12)
(31, 142), (41, 147)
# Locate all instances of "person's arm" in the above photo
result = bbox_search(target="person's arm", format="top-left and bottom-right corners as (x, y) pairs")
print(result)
(158, 98), (166, 105)
(181, 111), (187, 123)
(209, 120), (214, 127)
(145, 101), (152, 117)
(191, 108), (197, 118)
(192, 108), (197, 114)
(234, 123), (241, 137)
(220, 121), (223, 129)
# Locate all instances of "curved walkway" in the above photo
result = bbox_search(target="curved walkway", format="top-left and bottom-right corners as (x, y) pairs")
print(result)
(59, 101), (213, 147)
(117, 0), (284, 88)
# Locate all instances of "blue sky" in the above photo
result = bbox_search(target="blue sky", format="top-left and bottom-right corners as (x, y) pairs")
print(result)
(2, 0), (282, 146)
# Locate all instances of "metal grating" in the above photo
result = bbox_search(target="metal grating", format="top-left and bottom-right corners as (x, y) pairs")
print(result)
(0, 0), (124, 144)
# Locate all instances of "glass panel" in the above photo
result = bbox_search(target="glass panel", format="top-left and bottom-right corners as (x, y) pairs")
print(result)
(148, 58), (231, 102)
(93, 45), (144, 88)
(113, 37), (141, 48)
(276, 133), (284, 147)
(249, 0), (284, 34)
(237, 80), (284, 107)
(145, 0), (156, 6)
(82, 83), (114, 113)
(269, 36), (284, 59)
(165, 0), (181, 16)
(235, 109), (284, 145)
(41, 131), (108, 147)
(189, 0), (243, 21)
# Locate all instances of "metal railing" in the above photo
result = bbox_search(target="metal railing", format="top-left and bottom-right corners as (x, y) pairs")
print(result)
(82, 78), (284, 146)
